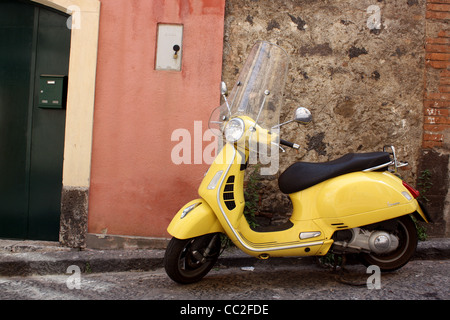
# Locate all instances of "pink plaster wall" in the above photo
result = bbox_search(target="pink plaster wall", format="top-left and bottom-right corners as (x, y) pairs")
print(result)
(88, 0), (225, 238)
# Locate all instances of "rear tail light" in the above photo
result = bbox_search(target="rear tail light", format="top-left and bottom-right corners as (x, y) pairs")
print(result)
(402, 181), (420, 199)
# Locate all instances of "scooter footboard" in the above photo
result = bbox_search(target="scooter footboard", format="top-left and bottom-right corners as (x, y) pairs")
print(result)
(167, 199), (225, 240)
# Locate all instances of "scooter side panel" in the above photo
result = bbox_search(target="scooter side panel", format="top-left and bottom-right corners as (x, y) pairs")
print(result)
(167, 199), (225, 239)
(290, 171), (423, 238)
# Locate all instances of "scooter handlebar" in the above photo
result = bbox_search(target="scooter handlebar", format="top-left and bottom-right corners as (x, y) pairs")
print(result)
(280, 139), (300, 150)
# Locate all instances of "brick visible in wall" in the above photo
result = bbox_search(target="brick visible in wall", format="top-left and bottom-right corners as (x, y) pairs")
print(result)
(426, 2), (450, 20)
(423, 1), (449, 149)
(421, 0), (450, 236)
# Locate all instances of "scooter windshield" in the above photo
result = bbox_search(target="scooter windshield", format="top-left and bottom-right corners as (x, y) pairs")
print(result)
(210, 41), (289, 141)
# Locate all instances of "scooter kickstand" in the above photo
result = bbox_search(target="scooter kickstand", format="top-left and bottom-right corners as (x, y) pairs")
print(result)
(335, 254), (348, 273)
(334, 254), (367, 287)
(330, 253), (347, 273)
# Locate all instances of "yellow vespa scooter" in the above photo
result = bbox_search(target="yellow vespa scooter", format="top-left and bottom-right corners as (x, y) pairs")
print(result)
(164, 41), (429, 284)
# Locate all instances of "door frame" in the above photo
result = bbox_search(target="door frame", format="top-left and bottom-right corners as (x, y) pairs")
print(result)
(30, 0), (100, 246)
(32, 0), (100, 189)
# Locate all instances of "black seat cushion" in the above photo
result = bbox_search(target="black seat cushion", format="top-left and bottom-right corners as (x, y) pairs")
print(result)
(278, 152), (391, 194)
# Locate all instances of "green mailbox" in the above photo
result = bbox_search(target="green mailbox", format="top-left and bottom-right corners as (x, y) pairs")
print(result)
(38, 75), (67, 109)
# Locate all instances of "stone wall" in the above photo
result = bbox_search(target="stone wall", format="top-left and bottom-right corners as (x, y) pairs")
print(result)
(222, 1), (437, 229)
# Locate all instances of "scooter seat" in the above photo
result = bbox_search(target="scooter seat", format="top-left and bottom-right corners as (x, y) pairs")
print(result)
(278, 152), (391, 194)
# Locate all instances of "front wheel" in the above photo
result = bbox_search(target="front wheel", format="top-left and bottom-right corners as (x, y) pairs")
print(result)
(360, 215), (418, 272)
(164, 233), (222, 284)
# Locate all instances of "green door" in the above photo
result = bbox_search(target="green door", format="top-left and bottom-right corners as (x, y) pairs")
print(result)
(0, 0), (70, 240)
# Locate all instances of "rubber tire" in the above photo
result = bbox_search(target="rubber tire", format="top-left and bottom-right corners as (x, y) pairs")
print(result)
(360, 215), (418, 272)
(164, 233), (221, 284)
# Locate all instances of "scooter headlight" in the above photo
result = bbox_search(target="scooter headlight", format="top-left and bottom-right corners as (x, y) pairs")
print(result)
(224, 118), (245, 142)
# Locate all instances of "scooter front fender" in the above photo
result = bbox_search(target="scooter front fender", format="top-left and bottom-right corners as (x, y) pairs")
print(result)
(167, 199), (225, 240)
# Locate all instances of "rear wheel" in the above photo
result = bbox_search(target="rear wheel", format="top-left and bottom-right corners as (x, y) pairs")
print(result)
(360, 215), (418, 272)
(164, 233), (221, 284)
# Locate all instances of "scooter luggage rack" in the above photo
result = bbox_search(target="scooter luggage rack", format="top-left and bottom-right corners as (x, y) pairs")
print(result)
(362, 145), (408, 173)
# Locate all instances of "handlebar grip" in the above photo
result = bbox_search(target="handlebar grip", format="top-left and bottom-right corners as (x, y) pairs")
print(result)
(280, 139), (300, 149)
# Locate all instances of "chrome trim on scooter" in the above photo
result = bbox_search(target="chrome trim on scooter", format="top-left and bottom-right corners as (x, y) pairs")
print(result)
(363, 146), (409, 173)
(180, 202), (201, 219)
(215, 144), (324, 253)
(362, 161), (393, 172)
(299, 231), (322, 240)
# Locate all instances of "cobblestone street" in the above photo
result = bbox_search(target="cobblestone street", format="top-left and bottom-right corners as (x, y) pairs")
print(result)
(1, 260), (448, 301)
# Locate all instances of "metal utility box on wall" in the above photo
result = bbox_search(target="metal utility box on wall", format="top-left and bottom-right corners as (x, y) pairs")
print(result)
(38, 75), (67, 108)
(155, 24), (183, 71)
